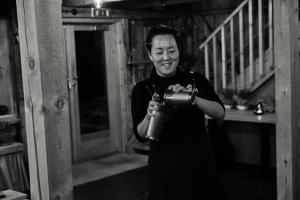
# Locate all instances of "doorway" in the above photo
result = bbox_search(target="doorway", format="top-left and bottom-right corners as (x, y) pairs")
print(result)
(64, 19), (127, 163)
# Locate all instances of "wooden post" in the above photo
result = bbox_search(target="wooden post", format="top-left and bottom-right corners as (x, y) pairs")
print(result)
(274, 0), (300, 199)
(16, 0), (73, 199)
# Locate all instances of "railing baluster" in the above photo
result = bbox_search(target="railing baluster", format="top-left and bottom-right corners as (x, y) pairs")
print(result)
(248, 0), (254, 84)
(230, 19), (236, 90)
(239, 9), (245, 89)
(204, 44), (210, 80)
(199, 0), (250, 49)
(268, 0), (273, 61)
(258, 0), (264, 76)
(221, 27), (226, 89)
(213, 36), (218, 92)
(199, 0), (273, 92)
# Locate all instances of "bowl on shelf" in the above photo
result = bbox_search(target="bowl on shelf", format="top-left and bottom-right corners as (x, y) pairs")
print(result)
(236, 105), (249, 111)
(224, 104), (233, 109)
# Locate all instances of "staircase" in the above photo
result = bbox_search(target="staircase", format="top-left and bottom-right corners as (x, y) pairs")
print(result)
(199, 0), (274, 93)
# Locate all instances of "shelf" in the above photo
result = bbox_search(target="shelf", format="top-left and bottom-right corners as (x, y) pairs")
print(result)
(0, 142), (24, 156)
(225, 109), (276, 124)
(0, 117), (21, 130)
(206, 109), (276, 124)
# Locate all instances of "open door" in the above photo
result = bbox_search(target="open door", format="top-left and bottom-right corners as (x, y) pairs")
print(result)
(64, 20), (127, 162)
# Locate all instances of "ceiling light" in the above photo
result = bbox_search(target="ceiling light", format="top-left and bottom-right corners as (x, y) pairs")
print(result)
(94, 0), (103, 9)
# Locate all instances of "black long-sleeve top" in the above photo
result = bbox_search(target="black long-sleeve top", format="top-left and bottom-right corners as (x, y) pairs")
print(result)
(131, 69), (225, 199)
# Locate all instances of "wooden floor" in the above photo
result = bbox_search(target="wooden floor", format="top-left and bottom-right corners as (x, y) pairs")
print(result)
(74, 162), (277, 200)
(72, 153), (148, 186)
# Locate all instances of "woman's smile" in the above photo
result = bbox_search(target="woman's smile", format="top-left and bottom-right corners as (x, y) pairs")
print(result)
(149, 34), (179, 78)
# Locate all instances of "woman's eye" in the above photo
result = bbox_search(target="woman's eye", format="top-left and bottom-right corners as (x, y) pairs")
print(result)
(155, 52), (163, 55)
(169, 51), (176, 53)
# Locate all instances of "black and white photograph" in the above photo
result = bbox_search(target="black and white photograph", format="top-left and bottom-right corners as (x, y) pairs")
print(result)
(0, 0), (298, 199)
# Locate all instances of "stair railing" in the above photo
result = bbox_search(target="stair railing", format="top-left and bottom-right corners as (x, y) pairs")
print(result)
(199, 0), (273, 93)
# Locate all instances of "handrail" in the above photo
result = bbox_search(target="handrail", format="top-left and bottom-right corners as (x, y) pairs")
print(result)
(199, 0), (249, 50)
(198, 0), (273, 92)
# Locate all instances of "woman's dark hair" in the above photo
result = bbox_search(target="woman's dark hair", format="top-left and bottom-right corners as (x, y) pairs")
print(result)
(145, 24), (180, 52)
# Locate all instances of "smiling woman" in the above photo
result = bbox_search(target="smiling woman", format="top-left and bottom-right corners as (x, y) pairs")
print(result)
(131, 25), (226, 200)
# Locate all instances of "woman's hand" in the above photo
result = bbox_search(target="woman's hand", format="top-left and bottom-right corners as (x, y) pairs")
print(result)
(137, 100), (160, 138)
(147, 100), (160, 118)
(168, 84), (192, 93)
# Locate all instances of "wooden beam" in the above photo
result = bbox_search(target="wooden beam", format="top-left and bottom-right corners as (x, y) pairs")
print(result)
(63, 0), (207, 8)
(16, 0), (73, 199)
(274, 0), (300, 199)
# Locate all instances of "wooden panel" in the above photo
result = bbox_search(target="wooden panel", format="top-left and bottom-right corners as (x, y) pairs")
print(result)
(274, 0), (300, 199)
(16, 0), (73, 199)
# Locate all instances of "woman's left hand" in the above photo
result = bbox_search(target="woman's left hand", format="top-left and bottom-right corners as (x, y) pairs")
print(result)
(168, 84), (192, 93)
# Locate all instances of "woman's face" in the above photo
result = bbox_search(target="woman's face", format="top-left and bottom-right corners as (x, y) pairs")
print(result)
(149, 34), (179, 77)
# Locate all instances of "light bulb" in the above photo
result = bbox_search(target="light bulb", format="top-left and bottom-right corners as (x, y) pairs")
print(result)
(94, 0), (103, 9)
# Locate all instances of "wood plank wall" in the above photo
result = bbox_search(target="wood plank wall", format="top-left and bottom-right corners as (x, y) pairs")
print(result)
(274, 0), (300, 199)
(16, 0), (73, 199)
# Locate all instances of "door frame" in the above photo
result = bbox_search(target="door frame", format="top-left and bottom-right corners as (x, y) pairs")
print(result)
(63, 18), (128, 162)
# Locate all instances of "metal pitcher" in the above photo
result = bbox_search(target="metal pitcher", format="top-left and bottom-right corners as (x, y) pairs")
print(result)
(145, 104), (168, 141)
(163, 89), (195, 106)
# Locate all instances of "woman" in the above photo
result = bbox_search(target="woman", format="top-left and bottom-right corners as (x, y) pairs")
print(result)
(131, 25), (226, 200)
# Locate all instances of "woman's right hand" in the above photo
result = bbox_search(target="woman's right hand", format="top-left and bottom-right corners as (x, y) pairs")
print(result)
(137, 100), (160, 138)
(147, 100), (160, 118)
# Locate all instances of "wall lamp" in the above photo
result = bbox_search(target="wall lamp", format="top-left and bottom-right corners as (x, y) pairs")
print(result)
(91, 0), (110, 17)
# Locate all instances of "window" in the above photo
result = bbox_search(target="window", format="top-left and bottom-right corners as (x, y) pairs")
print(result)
(0, 19), (17, 119)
